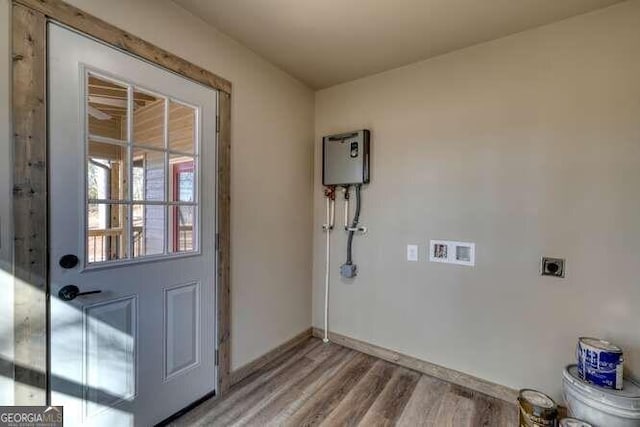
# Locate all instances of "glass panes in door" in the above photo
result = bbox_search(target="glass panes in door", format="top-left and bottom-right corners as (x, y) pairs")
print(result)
(169, 100), (196, 154)
(87, 75), (127, 142)
(85, 71), (200, 265)
(171, 160), (195, 253)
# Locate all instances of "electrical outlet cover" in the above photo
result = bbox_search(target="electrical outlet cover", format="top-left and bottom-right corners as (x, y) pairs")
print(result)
(407, 244), (418, 261)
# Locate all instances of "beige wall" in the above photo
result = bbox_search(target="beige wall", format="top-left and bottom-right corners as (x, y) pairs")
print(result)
(0, 0), (315, 372)
(313, 1), (640, 399)
(3, 0), (638, 405)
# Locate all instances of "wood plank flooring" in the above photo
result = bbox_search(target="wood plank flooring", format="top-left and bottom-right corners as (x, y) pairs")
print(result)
(171, 338), (517, 426)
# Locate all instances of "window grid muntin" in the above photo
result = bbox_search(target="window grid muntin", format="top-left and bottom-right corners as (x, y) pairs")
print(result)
(86, 135), (197, 159)
(85, 69), (200, 265)
(163, 98), (170, 254)
(126, 83), (134, 259)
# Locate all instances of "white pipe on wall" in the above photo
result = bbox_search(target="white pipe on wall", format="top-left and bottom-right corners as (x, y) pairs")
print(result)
(343, 188), (349, 230)
(329, 196), (335, 228)
(323, 197), (330, 343)
(322, 193), (335, 343)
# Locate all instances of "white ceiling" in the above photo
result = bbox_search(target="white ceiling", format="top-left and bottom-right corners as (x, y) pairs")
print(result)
(175, 0), (624, 89)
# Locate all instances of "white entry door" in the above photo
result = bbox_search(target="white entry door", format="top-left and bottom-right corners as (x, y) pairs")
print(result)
(49, 24), (218, 426)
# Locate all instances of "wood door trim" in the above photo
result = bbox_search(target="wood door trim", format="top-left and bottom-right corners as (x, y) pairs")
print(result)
(13, 0), (232, 94)
(217, 91), (232, 393)
(11, 0), (232, 403)
(12, 3), (48, 405)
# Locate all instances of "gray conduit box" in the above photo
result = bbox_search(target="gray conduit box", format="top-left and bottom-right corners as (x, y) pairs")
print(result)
(322, 130), (370, 186)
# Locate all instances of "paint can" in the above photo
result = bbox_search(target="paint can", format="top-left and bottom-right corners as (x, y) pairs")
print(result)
(518, 389), (558, 427)
(576, 337), (624, 390)
(559, 418), (593, 427)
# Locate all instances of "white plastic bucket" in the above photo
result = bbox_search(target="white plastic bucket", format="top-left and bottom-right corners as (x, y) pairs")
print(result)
(563, 365), (640, 427)
(559, 419), (593, 427)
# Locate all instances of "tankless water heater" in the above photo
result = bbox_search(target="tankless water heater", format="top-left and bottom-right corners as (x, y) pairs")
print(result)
(322, 130), (370, 186)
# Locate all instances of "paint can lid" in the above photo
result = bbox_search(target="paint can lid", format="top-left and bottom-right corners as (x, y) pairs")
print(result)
(559, 418), (593, 427)
(518, 389), (558, 419)
(521, 389), (556, 408)
(563, 365), (640, 412)
(579, 337), (623, 353)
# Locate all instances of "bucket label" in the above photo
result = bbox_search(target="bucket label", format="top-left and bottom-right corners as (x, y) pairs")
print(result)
(577, 340), (624, 390)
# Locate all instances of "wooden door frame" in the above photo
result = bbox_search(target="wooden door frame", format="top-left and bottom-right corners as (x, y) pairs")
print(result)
(11, 0), (232, 404)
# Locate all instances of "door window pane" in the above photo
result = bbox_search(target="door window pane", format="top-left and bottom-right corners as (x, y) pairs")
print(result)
(87, 203), (128, 263)
(87, 75), (127, 142)
(132, 147), (165, 202)
(172, 206), (194, 253)
(169, 101), (196, 154)
(133, 89), (164, 149)
(170, 157), (195, 202)
(88, 159), (109, 201)
(132, 204), (165, 257)
(87, 142), (128, 201)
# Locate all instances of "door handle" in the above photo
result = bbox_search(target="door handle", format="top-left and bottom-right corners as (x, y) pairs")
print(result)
(58, 285), (102, 301)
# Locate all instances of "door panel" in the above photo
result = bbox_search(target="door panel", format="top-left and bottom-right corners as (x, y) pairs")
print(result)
(49, 23), (217, 426)
(85, 296), (137, 417)
(164, 282), (200, 380)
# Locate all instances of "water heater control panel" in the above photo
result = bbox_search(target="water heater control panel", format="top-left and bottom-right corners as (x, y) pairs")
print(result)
(322, 130), (370, 186)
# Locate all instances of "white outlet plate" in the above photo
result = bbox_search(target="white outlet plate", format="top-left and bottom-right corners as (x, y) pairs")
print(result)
(407, 244), (418, 262)
(429, 240), (475, 266)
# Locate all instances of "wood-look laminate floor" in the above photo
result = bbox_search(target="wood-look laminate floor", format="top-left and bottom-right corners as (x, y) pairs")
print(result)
(171, 338), (517, 426)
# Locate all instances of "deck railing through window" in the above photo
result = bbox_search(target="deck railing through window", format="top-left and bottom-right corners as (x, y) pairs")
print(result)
(88, 228), (122, 263)
(87, 227), (144, 262)
(176, 225), (193, 252)
(88, 225), (194, 262)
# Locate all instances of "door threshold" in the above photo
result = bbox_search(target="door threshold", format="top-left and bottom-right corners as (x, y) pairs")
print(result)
(154, 390), (217, 426)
